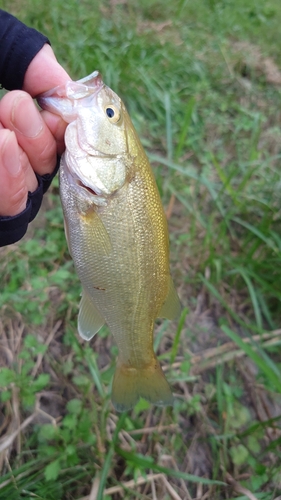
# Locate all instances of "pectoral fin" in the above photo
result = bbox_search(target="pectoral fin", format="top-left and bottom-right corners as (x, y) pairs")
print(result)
(158, 276), (181, 320)
(80, 207), (112, 256)
(78, 290), (105, 340)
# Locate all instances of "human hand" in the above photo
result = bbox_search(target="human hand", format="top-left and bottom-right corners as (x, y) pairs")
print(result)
(0, 44), (70, 217)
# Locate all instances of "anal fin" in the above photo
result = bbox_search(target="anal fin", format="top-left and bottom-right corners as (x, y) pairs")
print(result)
(78, 290), (105, 340)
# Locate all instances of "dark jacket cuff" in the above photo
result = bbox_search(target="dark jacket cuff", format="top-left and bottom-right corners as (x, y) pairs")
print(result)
(0, 9), (50, 91)
(0, 156), (60, 247)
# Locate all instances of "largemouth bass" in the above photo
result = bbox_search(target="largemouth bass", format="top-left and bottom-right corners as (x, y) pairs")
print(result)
(38, 72), (181, 411)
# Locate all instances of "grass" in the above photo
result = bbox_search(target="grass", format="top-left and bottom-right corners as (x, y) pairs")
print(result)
(1, 0), (281, 498)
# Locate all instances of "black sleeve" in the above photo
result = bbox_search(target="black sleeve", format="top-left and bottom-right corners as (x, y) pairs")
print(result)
(0, 9), (50, 90)
(0, 158), (60, 247)
(0, 10), (60, 247)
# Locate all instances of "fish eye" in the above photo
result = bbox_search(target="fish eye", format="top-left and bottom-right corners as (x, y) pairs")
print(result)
(106, 107), (115, 118)
(105, 104), (121, 123)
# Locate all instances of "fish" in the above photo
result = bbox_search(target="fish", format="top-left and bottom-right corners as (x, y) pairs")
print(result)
(38, 71), (181, 411)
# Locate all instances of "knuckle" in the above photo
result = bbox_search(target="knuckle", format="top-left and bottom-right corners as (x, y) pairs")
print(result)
(10, 183), (27, 209)
(0, 181), (28, 216)
(34, 138), (57, 173)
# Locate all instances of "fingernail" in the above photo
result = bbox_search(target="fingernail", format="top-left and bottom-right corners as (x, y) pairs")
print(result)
(12, 95), (43, 137)
(2, 131), (21, 176)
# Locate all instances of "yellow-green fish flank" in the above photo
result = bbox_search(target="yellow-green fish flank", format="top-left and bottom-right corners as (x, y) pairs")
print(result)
(38, 72), (181, 411)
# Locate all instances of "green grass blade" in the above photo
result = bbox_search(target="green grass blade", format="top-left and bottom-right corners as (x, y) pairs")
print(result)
(233, 267), (262, 329)
(167, 184), (207, 228)
(211, 154), (239, 205)
(86, 352), (105, 398)
(170, 307), (189, 364)
(200, 275), (262, 334)
(149, 154), (227, 219)
(238, 414), (281, 438)
(222, 325), (281, 393)
(232, 217), (280, 255)
(164, 92), (173, 160)
(175, 96), (196, 160)
(96, 413), (127, 500)
(116, 448), (226, 486)
(255, 289), (275, 330)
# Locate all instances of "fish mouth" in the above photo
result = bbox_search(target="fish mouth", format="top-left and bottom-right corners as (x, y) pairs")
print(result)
(38, 71), (103, 101)
(37, 72), (105, 123)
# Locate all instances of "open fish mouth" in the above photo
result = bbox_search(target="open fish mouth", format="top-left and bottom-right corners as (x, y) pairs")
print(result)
(37, 71), (104, 121)
(38, 71), (103, 101)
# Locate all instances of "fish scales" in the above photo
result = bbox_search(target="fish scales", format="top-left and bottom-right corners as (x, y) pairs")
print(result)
(38, 71), (181, 411)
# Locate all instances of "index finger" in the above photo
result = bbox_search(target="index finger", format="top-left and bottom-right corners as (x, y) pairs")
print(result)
(40, 109), (67, 156)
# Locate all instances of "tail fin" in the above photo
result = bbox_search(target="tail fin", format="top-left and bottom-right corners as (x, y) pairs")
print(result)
(111, 359), (174, 412)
